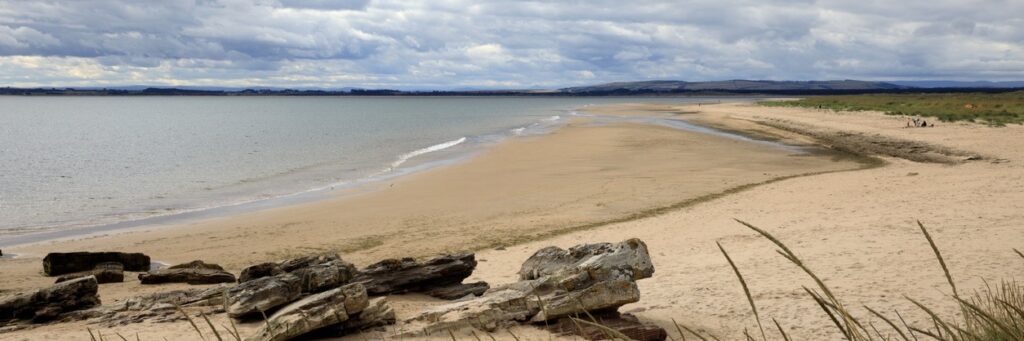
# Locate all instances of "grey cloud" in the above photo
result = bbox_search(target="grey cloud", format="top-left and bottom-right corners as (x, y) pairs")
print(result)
(0, 25), (59, 49)
(277, 0), (370, 10)
(0, 0), (385, 60)
(0, 0), (1021, 88)
(915, 21), (977, 36)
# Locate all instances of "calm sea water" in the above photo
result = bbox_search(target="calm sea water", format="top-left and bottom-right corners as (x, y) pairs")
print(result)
(0, 96), (733, 243)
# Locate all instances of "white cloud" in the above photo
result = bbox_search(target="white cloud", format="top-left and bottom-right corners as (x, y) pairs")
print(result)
(465, 44), (511, 64)
(0, 0), (1021, 88)
(0, 25), (59, 48)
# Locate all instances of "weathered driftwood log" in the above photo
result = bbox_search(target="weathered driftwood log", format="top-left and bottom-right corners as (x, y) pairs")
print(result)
(237, 253), (344, 284)
(61, 284), (231, 325)
(139, 268), (237, 285)
(226, 273), (303, 318)
(238, 254), (357, 291)
(354, 253), (478, 296)
(403, 239), (656, 336)
(168, 260), (226, 271)
(238, 262), (284, 283)
(291, 261), (358, 293)
(518, 238), (655, 282)
(42, 252), (150, 276)
(0, 276), (101, 323)
(423, 281), (490, 300)
(338, 297), (396, 332)
(246, 283), (369, 341)
(545, 312), (667, 341)
(55, 262), (124, 284)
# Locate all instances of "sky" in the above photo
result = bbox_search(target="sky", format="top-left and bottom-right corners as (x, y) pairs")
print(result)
(0, 0), (1022, 90)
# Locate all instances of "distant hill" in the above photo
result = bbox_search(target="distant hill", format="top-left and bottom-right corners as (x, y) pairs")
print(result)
(560, 80), (908, 93)
(5, 79), (1023, 97)
(76, 85), (359, 92)
(888, 81), (1024, 88)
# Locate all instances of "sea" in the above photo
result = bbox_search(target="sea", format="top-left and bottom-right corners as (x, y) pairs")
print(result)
(0, 96), (741, 246)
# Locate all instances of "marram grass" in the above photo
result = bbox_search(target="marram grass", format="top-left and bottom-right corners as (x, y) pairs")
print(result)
(706, 219), (1024, 341)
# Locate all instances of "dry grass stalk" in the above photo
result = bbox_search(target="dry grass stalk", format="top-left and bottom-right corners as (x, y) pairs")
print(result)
(717, 241), (767, 341)
(174, 303), (205, 340)
(200, 312), (225, 341)
(670, 318), (688, 341)
(725, 219), (1024, 341)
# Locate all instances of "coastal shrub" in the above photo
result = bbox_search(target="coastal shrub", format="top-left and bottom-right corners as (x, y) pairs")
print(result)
(761, 91), (1024, 126)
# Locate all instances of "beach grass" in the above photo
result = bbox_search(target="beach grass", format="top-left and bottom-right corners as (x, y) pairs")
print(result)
(761, 92), (1024, 126)
(706, 219), (1024, 341)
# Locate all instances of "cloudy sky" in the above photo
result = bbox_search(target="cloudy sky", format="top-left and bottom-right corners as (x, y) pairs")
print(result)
(0, 0), (1021, 89)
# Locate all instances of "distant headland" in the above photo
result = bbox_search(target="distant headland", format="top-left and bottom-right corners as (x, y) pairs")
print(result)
(3, 79), (1022, 96)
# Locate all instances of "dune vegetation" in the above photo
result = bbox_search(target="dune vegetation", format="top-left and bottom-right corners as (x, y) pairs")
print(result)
(763, 92), (1024, 126)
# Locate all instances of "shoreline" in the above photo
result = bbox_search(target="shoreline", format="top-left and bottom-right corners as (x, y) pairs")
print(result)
(6, 101), (1018, 340)
(0, 101), (861, 268)
(0, 100), (809, 251)
(0, 97), (749, 248)
(0, 145), (478, 250)
(0, 110), (566, 249)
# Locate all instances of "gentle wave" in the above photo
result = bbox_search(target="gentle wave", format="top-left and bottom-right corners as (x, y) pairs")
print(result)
(4, 118), (554, 241)
(509, 114), (565, 136)
(389, 137), (467, 170)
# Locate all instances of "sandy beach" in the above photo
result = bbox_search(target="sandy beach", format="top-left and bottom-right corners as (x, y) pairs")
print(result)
(2, 101), (1023, 340)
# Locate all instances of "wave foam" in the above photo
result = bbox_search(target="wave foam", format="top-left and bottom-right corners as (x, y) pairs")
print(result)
(390, 137), (467, 170)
